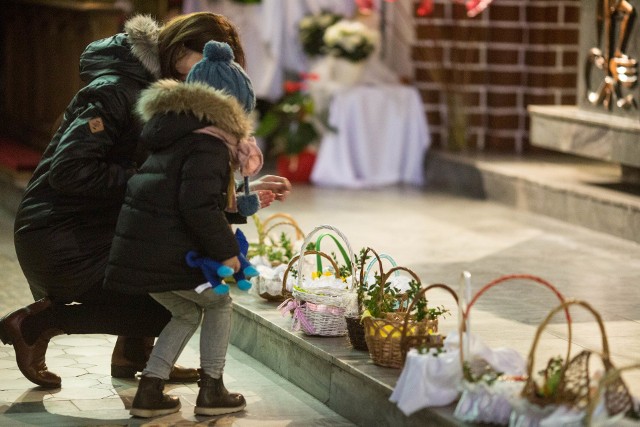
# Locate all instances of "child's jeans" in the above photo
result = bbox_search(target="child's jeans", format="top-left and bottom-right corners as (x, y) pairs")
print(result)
(143, 289), (232, 380)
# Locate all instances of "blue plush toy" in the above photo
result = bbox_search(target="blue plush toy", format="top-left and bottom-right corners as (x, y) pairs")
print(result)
(185, 228), (259, 294)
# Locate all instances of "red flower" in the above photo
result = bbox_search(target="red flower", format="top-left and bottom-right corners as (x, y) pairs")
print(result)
(416, 0), (434, 16)
(464, 0), (493, 18)
(283, 81), (304, 94)
(417, 0), (493, 17)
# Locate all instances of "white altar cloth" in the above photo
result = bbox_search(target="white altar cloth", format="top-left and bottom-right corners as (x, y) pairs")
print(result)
(310, 84), (430, 188)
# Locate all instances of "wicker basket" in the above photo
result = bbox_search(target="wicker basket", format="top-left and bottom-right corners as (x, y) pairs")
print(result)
(585, 362), (640, 425)
(347, 247), (399, 351)
(454, 273), (570, 426)
(281, 225), (357, 337)
(363, 267), (455, 369)
(249, 213), (304, 302)
(515, 300), (635, 423)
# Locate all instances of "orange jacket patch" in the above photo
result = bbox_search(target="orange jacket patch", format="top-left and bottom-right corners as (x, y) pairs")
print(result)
(89, 117), (104, 134)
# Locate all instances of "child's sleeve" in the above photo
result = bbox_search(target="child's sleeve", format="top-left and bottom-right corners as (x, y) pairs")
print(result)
(178, 139), (239, 261)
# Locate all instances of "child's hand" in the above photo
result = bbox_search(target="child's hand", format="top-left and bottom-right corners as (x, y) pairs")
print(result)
(223, 256), (241, 273)
(250, 175), (291, 201)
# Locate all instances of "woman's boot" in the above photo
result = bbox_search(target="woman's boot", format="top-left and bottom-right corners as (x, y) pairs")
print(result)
(130, 375), (181, 418)
(111, 336), (199, 382)
(194, 370), (246, 416)
(0, 298), (63, 388)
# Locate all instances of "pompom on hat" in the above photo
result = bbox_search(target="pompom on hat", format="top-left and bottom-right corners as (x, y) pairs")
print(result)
(187, 41), (256, 112)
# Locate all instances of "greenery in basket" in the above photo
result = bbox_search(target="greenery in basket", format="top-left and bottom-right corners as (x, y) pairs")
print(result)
(405, 279), (451, 321)
(535, 355), (564, 398)
(353, 248), (371, 312)
(362, 278), (451, 322)
(363, 275), (399, 319)
(247, 216), (295, 266)
(463, 362), (504, 385)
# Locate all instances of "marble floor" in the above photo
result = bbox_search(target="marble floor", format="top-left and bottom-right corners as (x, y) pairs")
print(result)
(1, 156), (639, 426)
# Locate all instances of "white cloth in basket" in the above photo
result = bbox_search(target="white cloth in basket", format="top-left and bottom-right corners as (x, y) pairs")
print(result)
(390, 347), (462, 415)
(451, 331), (527, 425)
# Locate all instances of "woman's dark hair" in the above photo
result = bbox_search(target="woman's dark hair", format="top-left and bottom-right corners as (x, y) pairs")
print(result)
(158, 12), (246, 79)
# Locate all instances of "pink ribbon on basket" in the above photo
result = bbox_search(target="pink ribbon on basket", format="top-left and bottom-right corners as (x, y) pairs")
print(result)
(306, 302), (345, 316)
(277, 298), (315, 334)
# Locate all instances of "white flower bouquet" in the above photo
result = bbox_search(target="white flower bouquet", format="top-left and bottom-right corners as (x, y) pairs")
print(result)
(298, 10), (344, 57)
(323, 20), (378, 62)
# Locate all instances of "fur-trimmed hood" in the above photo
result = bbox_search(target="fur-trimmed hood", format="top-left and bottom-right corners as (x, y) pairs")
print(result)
(136, 79), (254, 150)
(79, 15), (161, 84)
(124, 15), (161, 78)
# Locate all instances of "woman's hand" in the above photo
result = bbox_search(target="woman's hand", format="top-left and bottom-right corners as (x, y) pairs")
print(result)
(250, 175), (292, 203)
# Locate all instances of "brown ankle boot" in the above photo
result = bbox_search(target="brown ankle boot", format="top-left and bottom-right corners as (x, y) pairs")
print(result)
(0, 299), (63, 388)
(130, 375), (181, 418)
(111, 336), (199, 382)
(194, 370), (246, 416)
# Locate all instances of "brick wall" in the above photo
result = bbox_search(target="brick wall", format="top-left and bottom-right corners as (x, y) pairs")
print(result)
(412, 0), (581, 152)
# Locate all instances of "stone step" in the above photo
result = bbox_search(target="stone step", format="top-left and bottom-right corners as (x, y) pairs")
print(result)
(424, 149), (640, 244)
(229, 289), (464, 427)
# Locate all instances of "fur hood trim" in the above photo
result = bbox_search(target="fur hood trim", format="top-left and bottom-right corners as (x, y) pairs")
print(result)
(125, 15), (161, 79)
(137, 79), (253, 139)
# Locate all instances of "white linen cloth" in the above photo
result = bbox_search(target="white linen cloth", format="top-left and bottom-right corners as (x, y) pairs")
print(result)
(182, 0), (356, 101)
(310, 84), (430, 188)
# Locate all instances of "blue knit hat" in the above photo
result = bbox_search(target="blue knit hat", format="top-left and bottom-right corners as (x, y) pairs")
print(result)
(187, 41), (256, 112)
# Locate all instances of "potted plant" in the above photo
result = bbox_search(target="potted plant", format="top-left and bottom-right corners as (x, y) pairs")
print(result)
(255, 75), (323, 182)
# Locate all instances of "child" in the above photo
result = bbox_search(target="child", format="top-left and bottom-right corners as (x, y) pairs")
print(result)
(104, 40), (263, 418)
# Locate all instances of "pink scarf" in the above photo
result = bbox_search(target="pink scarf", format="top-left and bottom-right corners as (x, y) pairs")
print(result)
(194, 126), (263, 213)
(194, 126), (263, 177)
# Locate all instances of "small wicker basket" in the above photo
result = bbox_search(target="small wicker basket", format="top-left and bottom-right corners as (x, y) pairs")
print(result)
(517, 300), (635, 420)
(363, 267), (454, 369)
(346, 247), (399, 351)
(249, 213), (304, 302)
(282, 225), (357, 337)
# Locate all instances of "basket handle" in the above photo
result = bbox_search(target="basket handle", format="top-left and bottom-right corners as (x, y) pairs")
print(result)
(263, 221), (305, 243)
(259, 213), (304, 244)
(282, 250), (341, 294)
(315, 233), (351, 272)
(378, 266), (422, 311)
(357, 247), (398, 293)
(459, 274), (571, 381)
(400, 283), (460, 361)
(584, 362), (639, 425)
(521, 299), (611, 404)
(296, 225), (355, 289)
(364, 253), (398, 283)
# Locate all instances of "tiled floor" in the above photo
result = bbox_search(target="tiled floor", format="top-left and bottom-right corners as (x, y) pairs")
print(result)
(1, 155), (640, 426)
